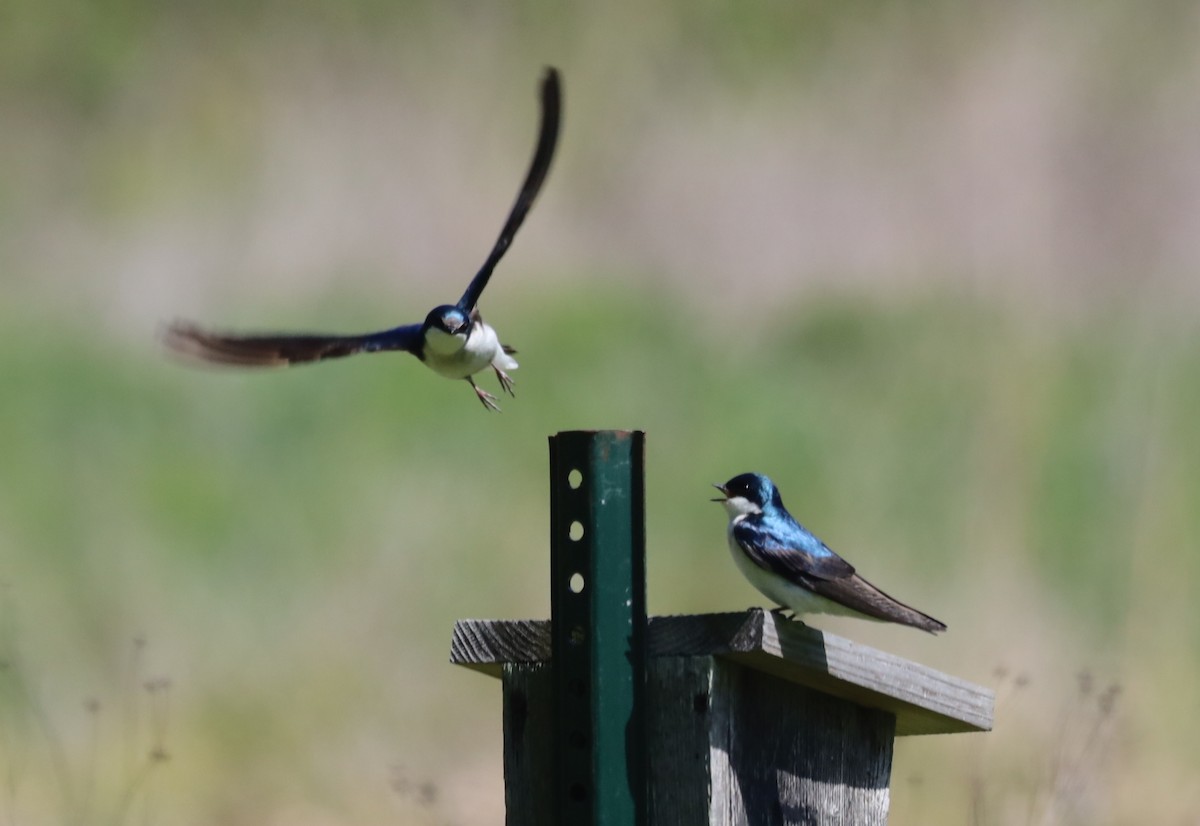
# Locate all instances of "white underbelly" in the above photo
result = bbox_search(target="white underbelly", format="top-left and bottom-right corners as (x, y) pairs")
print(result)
(423, 323), (516, 379)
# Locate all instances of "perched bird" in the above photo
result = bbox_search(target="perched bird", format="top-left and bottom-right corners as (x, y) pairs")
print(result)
(164, 68), (562, 411)
(712, 473), (946, 634)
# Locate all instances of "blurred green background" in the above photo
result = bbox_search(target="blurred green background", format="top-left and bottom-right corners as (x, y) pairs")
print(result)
(2, 1), (1199, 823)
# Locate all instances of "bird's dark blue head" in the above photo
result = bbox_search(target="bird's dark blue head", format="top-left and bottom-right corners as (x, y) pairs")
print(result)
(423, 305), (471, 336)
(421, 305), (475, 358)
(712, 472), (784, 513)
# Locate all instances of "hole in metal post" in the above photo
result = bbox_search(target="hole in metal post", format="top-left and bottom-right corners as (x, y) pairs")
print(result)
(568, 521), (584, 541)
(569, 626), (586, 646)
(568, 573), (585, 593)
(567, 469), (583, 489)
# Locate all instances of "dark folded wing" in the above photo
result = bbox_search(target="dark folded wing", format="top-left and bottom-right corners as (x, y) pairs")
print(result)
(732, 517), (856, 581)
(732, 518), (946, 633)
(802, 574), (947, 633)
(163, 321), (422, 367)
(457, 67), (562, 313)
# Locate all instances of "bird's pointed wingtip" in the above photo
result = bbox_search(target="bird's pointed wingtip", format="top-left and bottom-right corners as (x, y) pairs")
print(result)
(541, 67), (562, 101)
(916, 613), (949, 635)
(159, 318), (202, 354)
(158, 319), (220, 365)
(159, 319), (228, 369)
(159, 317), (190, 337)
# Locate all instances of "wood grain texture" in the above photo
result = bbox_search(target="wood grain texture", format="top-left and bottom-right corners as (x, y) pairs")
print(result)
(453, 610), (993, 735)
(502, 662), (555, 826)
(451, 618), (550, 677)
(503, 656), (893, 825)
(711, 660), (894, 825)
(645, 657), (715, 826)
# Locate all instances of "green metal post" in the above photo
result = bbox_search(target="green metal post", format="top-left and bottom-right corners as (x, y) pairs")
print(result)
(548, 430), (647, 826)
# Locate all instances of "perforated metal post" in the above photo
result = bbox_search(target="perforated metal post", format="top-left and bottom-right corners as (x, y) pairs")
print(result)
(548, 430), (647, 826)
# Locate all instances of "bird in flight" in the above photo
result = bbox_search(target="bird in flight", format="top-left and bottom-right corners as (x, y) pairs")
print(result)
(164, 68), (562, 411)
(713, 473), (946, 634)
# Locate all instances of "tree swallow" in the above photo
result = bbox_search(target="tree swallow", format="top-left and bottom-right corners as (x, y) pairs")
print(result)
(713, 473), (946, 634)
(164, 68), (562, 411)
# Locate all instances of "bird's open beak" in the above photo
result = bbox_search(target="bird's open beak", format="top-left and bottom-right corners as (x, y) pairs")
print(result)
(710, 483), (727, 503)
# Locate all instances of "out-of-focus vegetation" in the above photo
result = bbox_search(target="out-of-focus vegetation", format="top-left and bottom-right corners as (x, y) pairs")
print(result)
(2, 2), (1199, 824)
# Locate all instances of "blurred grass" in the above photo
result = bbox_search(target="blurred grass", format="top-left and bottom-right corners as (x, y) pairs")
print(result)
(4, 0), (1200, 823)
(1, 288), (1198, 823)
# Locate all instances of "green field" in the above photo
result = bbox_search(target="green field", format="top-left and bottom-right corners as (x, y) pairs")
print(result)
(2, 293), (1197, 823)
(3, 2), (1200, 823)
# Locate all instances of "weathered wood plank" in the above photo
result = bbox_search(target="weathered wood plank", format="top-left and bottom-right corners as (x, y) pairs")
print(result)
(717, 612), (991, 736)
(452, 610), (994, 735)
(451, 618), (550, 677)
(502, 662), (555, 826)
(505, 656), (895, 825)
(712, 659), (894, 826)
(645, 657), (715, 826)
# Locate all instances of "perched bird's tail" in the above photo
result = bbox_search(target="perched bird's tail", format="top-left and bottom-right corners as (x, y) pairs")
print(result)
(880, 596), (947, 635)
(854, 575), (947, 634)
(808, 573), (947, 634)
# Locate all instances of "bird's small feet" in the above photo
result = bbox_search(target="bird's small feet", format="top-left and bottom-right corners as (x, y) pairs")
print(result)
(476, 389), (501, 412)
(468, 378), (501, 412)
(494, 367), (516, 397)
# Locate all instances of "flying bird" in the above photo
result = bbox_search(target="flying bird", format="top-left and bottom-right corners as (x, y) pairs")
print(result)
(164, 68), (562, 411)
(713, 473), (946, 634)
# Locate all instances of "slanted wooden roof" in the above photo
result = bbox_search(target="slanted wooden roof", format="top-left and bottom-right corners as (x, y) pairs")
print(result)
(452, 609), (993, 736)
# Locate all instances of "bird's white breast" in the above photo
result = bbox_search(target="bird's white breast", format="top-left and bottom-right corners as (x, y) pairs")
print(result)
(423, 322), (515, 379)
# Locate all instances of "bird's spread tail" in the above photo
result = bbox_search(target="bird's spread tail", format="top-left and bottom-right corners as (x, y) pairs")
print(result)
(494, 345), (519, 372)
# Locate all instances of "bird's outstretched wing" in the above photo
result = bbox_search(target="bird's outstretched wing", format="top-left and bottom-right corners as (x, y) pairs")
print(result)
(457, 67), (562, 313)
(732, 518), (946, 633)
(163, 321), (423, 367)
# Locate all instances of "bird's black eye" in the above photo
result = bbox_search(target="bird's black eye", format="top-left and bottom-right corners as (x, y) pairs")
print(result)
(724, 474), (760, 500)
